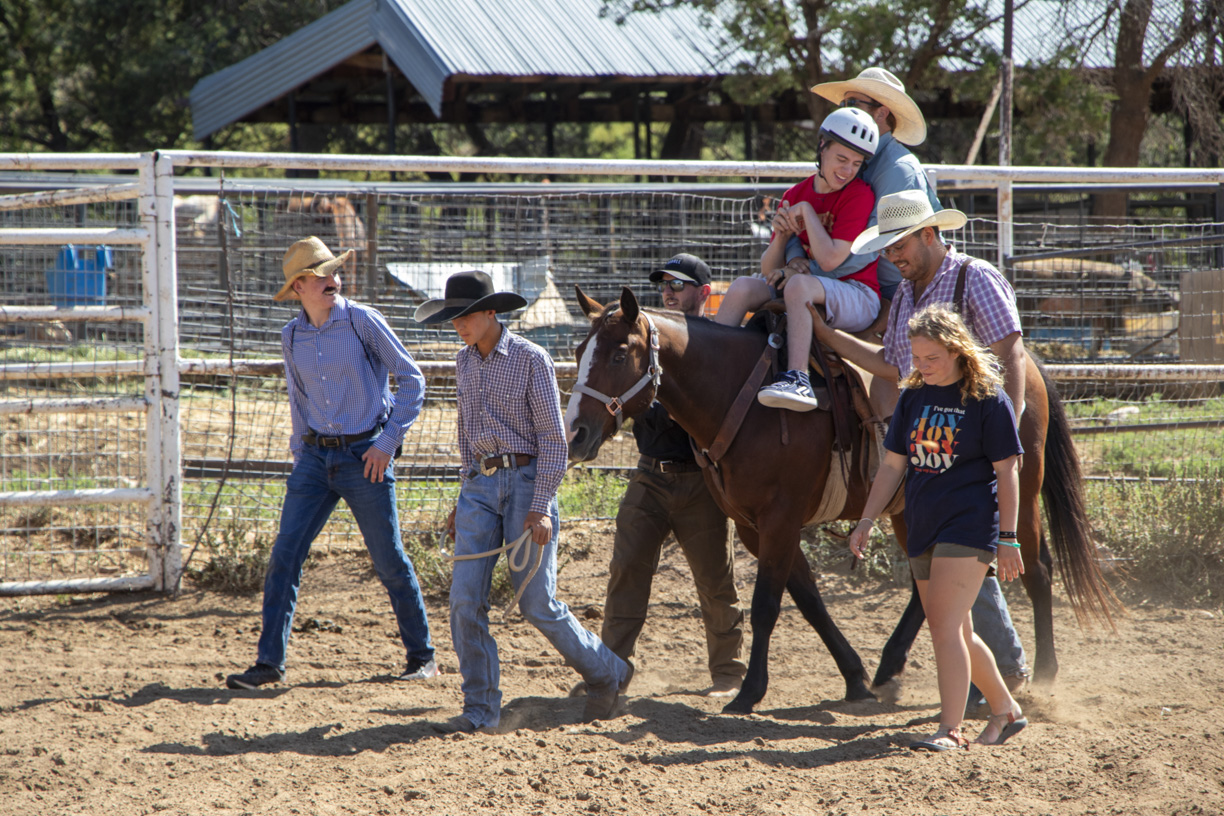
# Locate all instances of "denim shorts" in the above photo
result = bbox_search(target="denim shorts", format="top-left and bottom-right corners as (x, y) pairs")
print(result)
(909, 542), (994, 580)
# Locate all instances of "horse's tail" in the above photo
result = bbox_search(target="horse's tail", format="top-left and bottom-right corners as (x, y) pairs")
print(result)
(1037, 359), (1124, 628)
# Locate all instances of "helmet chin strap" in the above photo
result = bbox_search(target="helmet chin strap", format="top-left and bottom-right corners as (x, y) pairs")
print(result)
(814, 138), (832, 190)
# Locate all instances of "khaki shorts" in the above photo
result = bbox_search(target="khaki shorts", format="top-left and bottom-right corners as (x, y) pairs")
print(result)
(818, 276), (880, 333)
(909, 542), (994, 580)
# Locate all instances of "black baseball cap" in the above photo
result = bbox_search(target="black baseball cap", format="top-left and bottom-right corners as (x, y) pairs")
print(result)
(649, 253), (712, 286)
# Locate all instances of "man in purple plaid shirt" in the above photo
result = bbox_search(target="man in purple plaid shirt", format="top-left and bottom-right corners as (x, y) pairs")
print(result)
(810, 191), (1032, 695)
(416, 270), (629, 735)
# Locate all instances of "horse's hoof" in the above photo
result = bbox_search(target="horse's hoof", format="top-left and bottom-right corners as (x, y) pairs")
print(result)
(721, 697), (755, 715)
(1032, 664), (1058, 688)
(846, 682), (876, 702)
(872, 678), (902, 705)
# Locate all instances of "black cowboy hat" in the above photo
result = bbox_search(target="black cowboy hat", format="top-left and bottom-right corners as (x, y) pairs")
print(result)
(413, 269), (528, 324)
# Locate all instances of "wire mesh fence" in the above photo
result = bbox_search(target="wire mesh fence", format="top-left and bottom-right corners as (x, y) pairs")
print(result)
(2, 176), (1223, 584)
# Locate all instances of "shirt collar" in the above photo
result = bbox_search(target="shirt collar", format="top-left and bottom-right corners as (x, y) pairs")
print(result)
(867, 132), (897, 166)
(492, 321), (513, 356)
(296, 295), (348, 330)
(459, 320), (511, 362)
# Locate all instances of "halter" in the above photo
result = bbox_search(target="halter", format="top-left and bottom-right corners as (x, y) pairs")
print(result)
(572, 310), (662, 433)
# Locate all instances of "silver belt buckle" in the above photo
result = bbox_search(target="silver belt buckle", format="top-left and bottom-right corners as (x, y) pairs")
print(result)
(480, 454), (505, 477)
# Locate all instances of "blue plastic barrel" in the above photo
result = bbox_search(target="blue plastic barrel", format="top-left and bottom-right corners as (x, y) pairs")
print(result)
(45, 245), (112, 307)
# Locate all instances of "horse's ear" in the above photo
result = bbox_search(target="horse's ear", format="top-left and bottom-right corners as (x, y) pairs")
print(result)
(619, 286), (640, 323)
(575, 285), (602, 320)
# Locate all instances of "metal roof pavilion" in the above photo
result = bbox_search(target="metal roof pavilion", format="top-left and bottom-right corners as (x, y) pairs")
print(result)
(189, 0), (748, 142)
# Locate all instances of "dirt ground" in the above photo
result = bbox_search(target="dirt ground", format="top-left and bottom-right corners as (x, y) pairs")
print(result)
(1, 521), (1221, 816)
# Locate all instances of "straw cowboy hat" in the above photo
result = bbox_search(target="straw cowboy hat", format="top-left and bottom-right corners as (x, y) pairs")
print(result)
(274, 236), (353, 301)
(851, 190), (968, 255)
(810, 67), (927, 147)
(413, 269), (527, 324)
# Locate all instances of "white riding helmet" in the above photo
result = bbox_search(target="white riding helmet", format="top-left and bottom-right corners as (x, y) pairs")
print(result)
(818, 107), (879, 158)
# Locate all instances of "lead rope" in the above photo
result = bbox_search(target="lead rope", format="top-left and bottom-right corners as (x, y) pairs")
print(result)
(438, 527), (543, 621)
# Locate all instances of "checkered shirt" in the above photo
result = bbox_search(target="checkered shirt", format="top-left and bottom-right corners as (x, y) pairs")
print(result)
(883, 249), (1022, 377)
(282, 297), (425, 463)
(455, 325), (568, 515)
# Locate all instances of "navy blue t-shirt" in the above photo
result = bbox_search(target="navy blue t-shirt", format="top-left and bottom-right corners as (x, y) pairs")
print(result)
(883, 381), (1023, 557)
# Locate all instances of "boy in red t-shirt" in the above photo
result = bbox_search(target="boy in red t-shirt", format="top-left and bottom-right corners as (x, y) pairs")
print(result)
(714, 108), (881, 411)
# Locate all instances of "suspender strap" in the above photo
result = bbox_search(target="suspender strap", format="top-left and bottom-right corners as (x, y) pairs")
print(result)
(952, 259), (970, 315)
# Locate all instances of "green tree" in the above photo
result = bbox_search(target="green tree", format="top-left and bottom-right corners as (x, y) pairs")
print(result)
(607, 0), (1113, 166)
(1060, 0), (1223, 216)
(0, 0), (345, 152)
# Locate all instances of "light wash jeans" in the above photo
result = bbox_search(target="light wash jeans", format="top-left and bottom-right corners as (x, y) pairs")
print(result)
(450, 460), (626, 729)
(256, 436), (434, 672)
(972, 575), (1029, 680)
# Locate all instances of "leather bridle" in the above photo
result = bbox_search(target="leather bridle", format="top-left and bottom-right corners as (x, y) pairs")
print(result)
(571, 310), (662, 433)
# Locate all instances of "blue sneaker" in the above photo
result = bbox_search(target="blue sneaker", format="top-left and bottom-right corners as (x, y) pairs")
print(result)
(757, 370), (821, 412)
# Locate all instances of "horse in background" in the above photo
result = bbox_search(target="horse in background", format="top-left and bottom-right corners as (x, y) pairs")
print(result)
(565, 286), (1119, 714)
(277, 194), (366, 271)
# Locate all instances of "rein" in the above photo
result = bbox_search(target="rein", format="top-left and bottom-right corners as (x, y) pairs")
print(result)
(438, 527), (542, 621)
(572, 311), (662, 433)
(689, 337), (778, 529)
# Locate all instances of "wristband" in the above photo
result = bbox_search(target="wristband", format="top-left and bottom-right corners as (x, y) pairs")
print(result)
(997, 540), (1021, 548)
(998, 530), (1017, 539)
(858, 518), (874, 527)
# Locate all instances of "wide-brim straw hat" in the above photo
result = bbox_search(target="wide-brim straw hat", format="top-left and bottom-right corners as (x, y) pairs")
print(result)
(413, 269), (528, 324)
(851, 190), (968, 255)
(274, 236), (353, 301)
(810, 67), (927, 147)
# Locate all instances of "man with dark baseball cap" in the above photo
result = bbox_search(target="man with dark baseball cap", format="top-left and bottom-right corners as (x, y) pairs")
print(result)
(649, 253), (713, 287)
(574, 252), (746, 700)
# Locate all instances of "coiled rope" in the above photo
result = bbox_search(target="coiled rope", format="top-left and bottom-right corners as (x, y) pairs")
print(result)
(439, 527), (543, 621)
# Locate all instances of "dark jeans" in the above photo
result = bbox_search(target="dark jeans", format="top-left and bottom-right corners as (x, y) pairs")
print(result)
(256, 437), (434, 672)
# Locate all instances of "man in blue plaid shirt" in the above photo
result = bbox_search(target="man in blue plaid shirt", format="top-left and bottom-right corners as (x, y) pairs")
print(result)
(226, 237), (435, 691)
(416, 270), (628, 734)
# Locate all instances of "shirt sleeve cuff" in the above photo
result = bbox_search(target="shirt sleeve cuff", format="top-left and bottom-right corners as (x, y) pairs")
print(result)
(373, 436), (398, 458)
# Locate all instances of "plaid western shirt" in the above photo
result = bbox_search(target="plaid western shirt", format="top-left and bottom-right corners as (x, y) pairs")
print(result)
(281, 296), (425, 463)
(455, 325), (568, 515)
(883, 248), (1022, 377)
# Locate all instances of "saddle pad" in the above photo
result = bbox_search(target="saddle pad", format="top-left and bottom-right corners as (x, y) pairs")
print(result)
(803, 457), (849, 526)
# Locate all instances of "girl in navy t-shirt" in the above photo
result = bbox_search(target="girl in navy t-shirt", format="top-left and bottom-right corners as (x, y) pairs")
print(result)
(848, 305), (1028, 751)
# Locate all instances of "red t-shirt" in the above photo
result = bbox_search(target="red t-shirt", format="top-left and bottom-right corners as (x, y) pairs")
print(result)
(774, 175), (879, 294)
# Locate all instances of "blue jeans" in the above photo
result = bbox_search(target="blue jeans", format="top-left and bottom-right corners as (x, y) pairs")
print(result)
(972, 575), (1028, 679)
(450, 460), (626, 729)
(256, 437), (434, 672)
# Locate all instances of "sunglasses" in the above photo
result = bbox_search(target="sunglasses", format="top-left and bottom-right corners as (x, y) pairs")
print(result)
(656, 279), (692, 293)
(840, 97), (882, 112)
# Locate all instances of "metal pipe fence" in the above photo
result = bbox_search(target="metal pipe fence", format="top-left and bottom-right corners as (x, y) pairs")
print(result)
(2, 151), (1223, 594)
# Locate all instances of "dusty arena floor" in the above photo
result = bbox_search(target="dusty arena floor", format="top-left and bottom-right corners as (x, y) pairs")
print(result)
(1, 521), (1221, 816)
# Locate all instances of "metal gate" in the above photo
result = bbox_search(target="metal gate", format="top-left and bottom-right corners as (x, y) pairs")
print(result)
(0, 153), (181, 594)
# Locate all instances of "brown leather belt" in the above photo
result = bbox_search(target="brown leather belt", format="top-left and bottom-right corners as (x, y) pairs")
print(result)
(303, 427), (378, 448)
(474, 453), (534, 478)
(638, 455), (701, 474)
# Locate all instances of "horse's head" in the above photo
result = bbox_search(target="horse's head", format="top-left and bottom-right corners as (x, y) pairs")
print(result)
(565, 285), (662, 463)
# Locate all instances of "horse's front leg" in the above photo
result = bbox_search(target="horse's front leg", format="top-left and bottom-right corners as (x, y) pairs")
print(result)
(722, 526), (789, 715)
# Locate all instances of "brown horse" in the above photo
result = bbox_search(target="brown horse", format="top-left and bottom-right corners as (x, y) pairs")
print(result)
(565, 286), (1117, 714)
